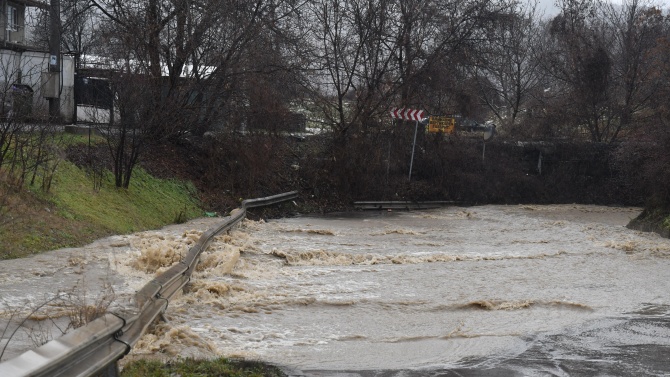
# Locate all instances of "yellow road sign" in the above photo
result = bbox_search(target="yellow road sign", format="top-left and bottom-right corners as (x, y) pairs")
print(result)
(427, 116), (455, 133)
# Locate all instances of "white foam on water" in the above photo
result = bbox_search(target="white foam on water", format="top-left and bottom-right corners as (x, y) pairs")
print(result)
(4, 206), (670, 372)
(122, 205), (670, 370)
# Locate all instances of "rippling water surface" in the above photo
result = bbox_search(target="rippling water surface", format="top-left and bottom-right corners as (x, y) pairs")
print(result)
(2, 205), (670, 376)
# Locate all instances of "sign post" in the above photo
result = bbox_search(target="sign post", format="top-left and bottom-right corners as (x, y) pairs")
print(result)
(390, 107), (426, 181)
(408, 120), (419, 180)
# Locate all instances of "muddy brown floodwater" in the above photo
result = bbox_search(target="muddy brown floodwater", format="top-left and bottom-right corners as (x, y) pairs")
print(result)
(2, 205), (670, 376)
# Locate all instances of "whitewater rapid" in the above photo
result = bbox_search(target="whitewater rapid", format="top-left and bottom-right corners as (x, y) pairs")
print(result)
(2, 205), (670, 375)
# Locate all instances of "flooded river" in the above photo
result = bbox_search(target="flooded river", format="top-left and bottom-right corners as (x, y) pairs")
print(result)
(2, 205), (670, 376)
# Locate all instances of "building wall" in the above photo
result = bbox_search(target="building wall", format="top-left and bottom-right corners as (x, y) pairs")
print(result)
(0, 49), (74, 121)
(2, 2), (27, 44)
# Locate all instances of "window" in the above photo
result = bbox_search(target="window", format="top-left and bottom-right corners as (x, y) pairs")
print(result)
(7, 6), (18, 32)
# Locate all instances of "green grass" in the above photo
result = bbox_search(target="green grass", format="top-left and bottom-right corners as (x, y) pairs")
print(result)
(627, 205), (670, 238)
(60, 132), (106, 146)
(47, 162), (201, 234)
(1, 155), (203, 259)
(120, 357), (286, 377)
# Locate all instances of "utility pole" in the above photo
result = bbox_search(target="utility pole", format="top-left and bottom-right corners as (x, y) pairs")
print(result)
(48, 0), (61, 122)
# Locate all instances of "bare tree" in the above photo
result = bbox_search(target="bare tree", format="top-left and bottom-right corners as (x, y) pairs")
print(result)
(295, 0), (511, 196)
(84, 0), (304, 187)
(302, 0), (401, 137)
(469, 2), (544, 134)
(537, 0), (668, 143)
(604, 0), (666, 140)
(303, 0), (508, 132)
(539, 0), (622, 142)
(28, 0), (101, 58)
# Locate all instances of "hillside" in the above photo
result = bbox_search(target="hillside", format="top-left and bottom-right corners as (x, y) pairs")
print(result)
(0, 138), (203, 259)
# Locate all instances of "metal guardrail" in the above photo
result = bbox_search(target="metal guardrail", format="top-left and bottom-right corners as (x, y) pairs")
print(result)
(0, 191), (299, 377)
(353, 201), (455, 210)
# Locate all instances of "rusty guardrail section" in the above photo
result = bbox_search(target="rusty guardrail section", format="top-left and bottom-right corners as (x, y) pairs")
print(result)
(0, 191), (299, 377)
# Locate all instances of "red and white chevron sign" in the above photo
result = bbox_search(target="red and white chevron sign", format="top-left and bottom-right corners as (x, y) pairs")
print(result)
(390, 107), (425, 121)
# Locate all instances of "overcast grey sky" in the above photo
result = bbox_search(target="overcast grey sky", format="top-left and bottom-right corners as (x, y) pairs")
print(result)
(536, 0), (561, 16)
(536, 0), (667, 18)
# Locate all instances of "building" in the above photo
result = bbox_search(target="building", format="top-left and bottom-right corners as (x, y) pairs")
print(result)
(0, 0), (74, 121)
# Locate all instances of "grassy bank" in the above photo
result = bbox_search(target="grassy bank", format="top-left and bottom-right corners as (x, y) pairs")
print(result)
(0, 133), (288, 373)
(627, 206), (670, 238)
(120, 357), (286, 377)
(0, 156), (202, 259)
